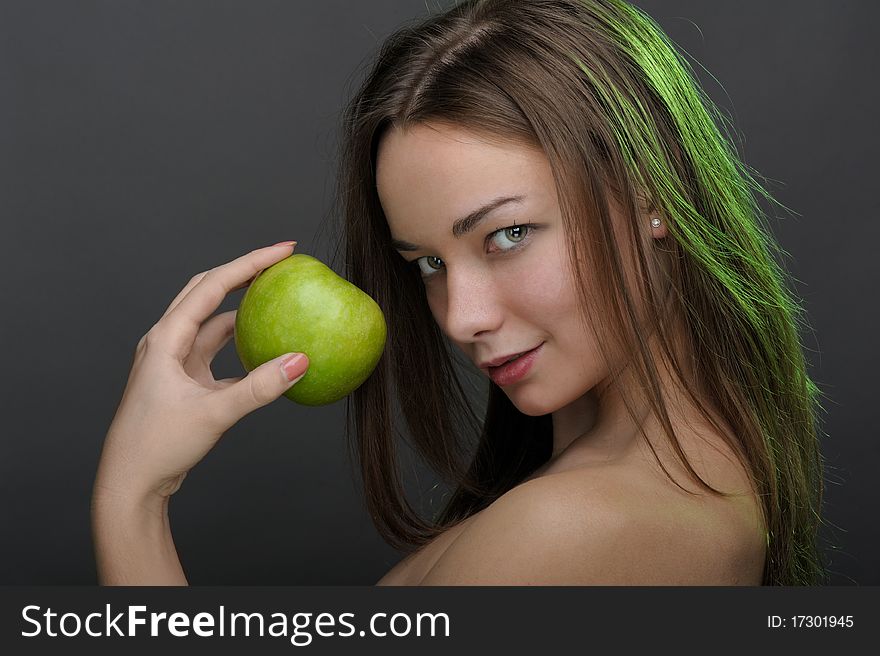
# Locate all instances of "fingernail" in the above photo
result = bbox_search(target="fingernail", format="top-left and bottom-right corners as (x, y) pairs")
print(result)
(270, 240), (297, 249)
(280, 353), (308, 382)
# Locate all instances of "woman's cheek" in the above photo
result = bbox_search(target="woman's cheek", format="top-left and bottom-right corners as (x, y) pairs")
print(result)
(513, 242), (572, 311)
(425, 284), (446, 323)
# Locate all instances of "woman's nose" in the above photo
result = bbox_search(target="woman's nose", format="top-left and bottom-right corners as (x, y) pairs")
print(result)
(440, 265), (503, 341)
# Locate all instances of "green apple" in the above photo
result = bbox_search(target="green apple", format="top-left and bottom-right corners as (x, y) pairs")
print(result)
(233, 253), (386, 406)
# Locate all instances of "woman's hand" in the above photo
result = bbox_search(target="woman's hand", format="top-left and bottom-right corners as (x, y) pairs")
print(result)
(93, 241), (309, 507)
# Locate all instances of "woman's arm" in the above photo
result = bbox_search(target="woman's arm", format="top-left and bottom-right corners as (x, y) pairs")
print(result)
(91, 488), (187, 585)
(91, 243), (309, 585)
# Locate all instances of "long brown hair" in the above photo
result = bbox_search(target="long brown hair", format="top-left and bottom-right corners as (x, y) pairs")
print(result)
(328, 0), (827, 584)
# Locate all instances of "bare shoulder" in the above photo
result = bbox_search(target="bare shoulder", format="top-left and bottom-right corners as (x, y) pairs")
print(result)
(417, 461), (764, 585)
(416, 472), (614, 585)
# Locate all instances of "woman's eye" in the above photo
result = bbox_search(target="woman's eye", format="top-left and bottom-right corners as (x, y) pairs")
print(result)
(415, 255), (444, 277)
(489, 224), (530, 251)
(411, 223), (535, 279)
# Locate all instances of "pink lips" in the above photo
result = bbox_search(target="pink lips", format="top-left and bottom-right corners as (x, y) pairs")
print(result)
(486, 342), (543, 386)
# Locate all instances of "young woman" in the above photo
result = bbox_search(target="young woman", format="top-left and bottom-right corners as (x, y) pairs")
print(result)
(92, 0), (826, 585)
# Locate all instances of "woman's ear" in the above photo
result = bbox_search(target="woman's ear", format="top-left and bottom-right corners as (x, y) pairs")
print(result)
(649, 214), (668, 239)
(636, 191), (668, 239)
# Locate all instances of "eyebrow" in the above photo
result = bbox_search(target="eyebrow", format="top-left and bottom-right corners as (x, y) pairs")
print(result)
(390, 194), (526, 252)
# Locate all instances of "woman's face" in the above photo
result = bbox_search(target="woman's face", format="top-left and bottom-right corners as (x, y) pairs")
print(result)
(375, 121), (615, 416)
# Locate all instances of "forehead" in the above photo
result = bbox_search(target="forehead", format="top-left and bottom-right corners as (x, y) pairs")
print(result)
(375, 122), (553, 232)
(376, 122), (540, 187)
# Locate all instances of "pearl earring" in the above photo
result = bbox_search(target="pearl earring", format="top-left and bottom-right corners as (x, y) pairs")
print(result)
(650, 217), (662, 228)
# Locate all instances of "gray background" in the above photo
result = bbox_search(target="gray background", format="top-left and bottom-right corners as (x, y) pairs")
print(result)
(0, 1), (875, 584)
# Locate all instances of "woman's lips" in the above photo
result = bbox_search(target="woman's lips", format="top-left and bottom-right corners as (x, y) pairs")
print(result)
(487, 342), (543, 386)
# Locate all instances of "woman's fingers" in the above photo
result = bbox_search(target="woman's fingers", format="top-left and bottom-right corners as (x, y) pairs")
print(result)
(160, 271), (208, 321)
(161, 268), (263, 323)
(157, 242), (295, 361)
(209, 352), (309, 427)
(161, 242), (294, 321)
(184, 310), (237, 383)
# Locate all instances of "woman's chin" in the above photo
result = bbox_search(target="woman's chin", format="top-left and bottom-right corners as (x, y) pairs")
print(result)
(504, 390), (558, 417)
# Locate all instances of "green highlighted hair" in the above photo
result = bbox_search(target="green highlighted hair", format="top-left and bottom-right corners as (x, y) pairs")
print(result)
(332, 0), (828, 584)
